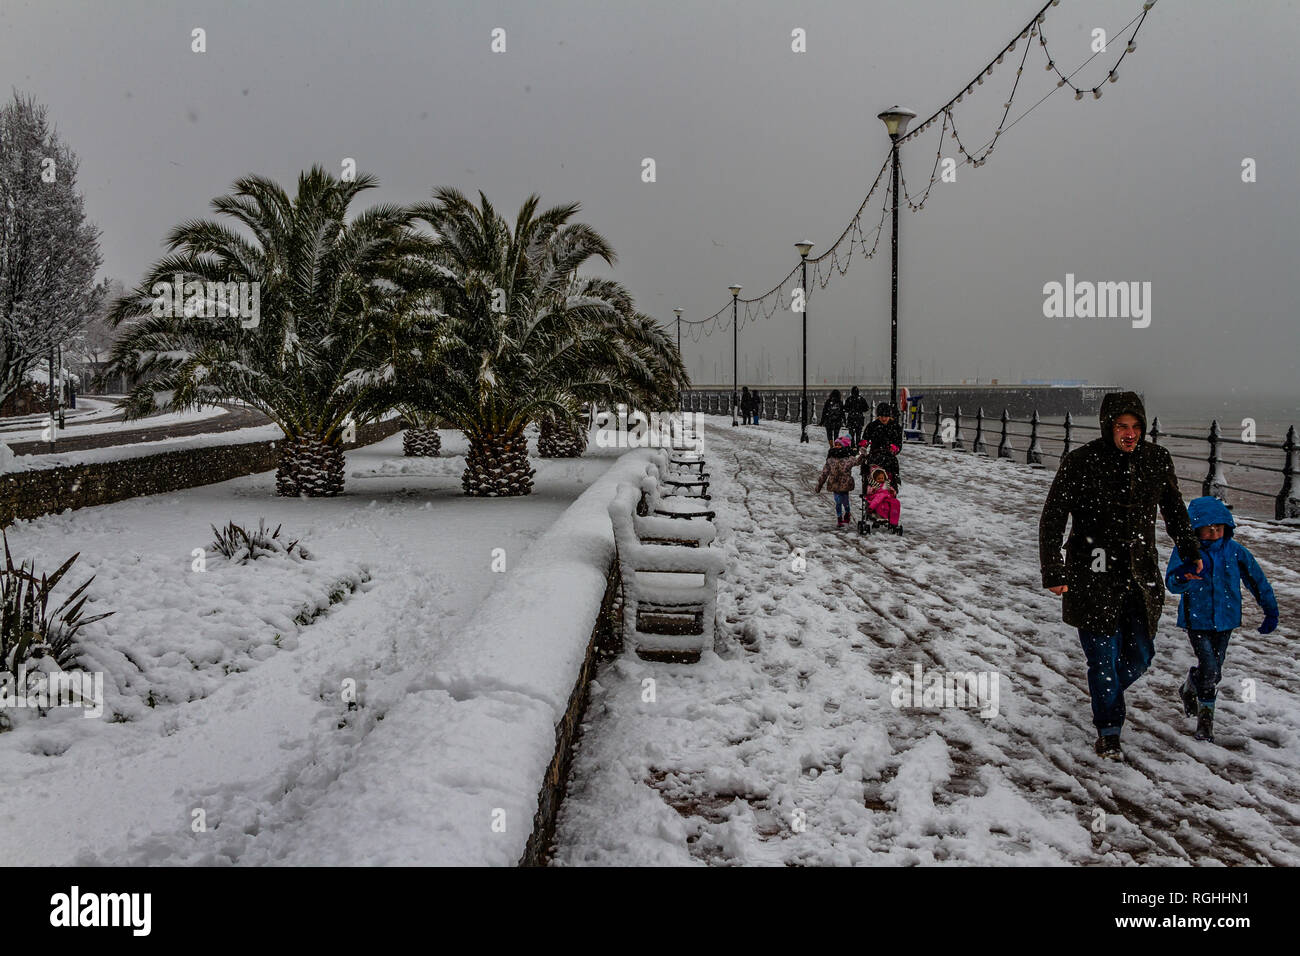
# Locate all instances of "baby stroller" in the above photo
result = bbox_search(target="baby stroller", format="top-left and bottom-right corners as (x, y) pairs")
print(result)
(857, 462), (903, 536)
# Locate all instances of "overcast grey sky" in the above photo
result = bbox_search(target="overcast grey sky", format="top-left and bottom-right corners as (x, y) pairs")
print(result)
(2, 0), (1296, 418)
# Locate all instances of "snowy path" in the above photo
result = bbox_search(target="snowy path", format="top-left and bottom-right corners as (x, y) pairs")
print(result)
(553, 417), (1300, 866)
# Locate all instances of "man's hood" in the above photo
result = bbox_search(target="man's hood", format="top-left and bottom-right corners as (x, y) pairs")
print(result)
(1099, 390), (1147, 445)
(1187, 495), (1235, 539)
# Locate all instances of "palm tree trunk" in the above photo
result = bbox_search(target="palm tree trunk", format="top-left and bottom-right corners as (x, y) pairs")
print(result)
(276, 435), (345, 497)
(462, 431), (535, 496)
(403, 426), (442, 457)
(537, 419), (587, 458)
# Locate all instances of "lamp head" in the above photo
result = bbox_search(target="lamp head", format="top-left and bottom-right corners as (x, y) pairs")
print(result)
(877, 105), (918, 138)
(728, 284), (742, 298)
(794, 240), (814, 259)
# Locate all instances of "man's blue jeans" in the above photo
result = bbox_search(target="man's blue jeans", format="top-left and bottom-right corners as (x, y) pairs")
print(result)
(1187, 629), (1233, 709)
(1077, 590), (1155, 736)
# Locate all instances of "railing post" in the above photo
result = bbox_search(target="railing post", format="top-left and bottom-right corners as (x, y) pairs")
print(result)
(953, 405), (965, 451)
(1277, 425), (1299, 520)
(972, 406), (986, 455)
(931, 402), (944, 445)
(997, 408), (1014, 459)
(1062, 411), (1073, 458)
(1202, 419), (1229, 502)
(1027, 408), (1044, 467)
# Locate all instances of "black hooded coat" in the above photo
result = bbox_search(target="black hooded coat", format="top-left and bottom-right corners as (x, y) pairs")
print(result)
(1038, 391), (1201, 637)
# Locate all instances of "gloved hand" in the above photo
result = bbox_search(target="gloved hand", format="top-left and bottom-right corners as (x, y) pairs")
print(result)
(1259, 612), (1279, 635)
(890, 444), (900, 454)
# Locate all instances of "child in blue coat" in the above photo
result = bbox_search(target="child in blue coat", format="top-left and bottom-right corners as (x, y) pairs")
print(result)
(1165, 496), (1279, 743)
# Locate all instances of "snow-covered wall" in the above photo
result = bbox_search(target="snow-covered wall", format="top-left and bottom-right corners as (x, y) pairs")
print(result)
(272, 447), (656, 866)
(0, 418), (401, 527)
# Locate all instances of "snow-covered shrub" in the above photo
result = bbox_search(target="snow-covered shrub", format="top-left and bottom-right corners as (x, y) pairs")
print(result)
(209, 519), (311, 564)
(0, 531), (113, 682)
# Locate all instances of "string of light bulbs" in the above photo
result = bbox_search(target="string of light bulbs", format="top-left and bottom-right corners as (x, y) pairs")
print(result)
(675, 0), (1159, 338)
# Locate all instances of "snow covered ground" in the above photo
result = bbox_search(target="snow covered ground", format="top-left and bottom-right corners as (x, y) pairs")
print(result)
(0, 400), (228, 444)
(0, 430), (620, 865)
(553, 417), (1300, 866)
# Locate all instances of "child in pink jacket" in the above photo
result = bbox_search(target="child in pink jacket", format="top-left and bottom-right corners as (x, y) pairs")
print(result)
(815, 437), (867, 527)
(863, 465), (902, 534)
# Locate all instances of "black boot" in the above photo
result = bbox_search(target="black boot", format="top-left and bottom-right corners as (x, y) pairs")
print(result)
(1178, 674), (1198, 718)
(1095, 734), (1124, 761)
(1194, 705), (1215, 742)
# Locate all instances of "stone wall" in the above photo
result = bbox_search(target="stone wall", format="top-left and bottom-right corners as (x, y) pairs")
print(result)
(0, 418), (402, 527)
(519, 561), (623, 867)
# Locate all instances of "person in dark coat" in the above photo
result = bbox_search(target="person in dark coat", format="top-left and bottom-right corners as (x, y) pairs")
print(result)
(821, 390), (845, 445)
(1039, 390), (1201, 761)
(844, 386), (869, 445)
(739, 387), (752, 425)
(864, 402), (904, 487)
(750, 388), (762, 425)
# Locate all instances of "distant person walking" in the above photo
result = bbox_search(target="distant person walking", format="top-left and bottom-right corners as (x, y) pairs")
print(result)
(750, 388), (762, 425)
(821, 390), (845, 445)
(1039, 391), (1201, 761)
(740, 387), (753, 426)
(844, 386), (869, 445)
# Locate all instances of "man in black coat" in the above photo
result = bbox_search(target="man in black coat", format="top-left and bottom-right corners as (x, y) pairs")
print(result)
(820, 390), (845, 446)
(844, 386), (869, 445)
(1039, 391), (1201, 761)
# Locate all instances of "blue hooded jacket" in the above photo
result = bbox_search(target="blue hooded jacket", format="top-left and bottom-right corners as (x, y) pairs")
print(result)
(1164, 496), (1277, 631)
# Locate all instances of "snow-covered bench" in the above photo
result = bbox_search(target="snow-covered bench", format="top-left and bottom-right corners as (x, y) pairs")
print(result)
(642, 465), (715, 521)
(649, 449), (710, 495)
(608, 482), (724, 662)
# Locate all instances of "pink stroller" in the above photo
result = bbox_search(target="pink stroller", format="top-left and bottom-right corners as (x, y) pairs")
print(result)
(857, 463), (902, 536)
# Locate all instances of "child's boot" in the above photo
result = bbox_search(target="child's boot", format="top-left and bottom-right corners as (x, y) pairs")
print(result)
(1194, 705), (1215, 742)
(1178, 671), (1198, 718)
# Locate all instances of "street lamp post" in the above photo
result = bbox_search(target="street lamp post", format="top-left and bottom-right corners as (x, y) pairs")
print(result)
(877, 105), (916, 410)
(673, 307), (683, 411)
(794, 240), (814, 442)
(728, 285), (742, 426)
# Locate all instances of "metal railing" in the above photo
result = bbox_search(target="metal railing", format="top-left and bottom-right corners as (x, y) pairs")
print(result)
(681, 389), (1299, 520)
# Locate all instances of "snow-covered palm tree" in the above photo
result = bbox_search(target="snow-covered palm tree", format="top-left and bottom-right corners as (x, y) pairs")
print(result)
(402, 188), (681, 495)
(105, 167), (423, 496)
(535, 275), (688, 458)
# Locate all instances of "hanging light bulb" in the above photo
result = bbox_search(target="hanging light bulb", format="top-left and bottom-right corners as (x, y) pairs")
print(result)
(1020, 29), (1029, 39)
(1057, 78), (1065, 87)
(1144, 1), (1155, 9)
(1046, 60), (1055, 70)
(1075, 89), (1083, 100)
(1009, 40), (1016, 51)
(977, 74), (984, 84)
(1109, 70), (1118, 83)
(1127, 40), (1137, 52)
(1093, 88), (1102, 99)
(997, 53), (1004, 64)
